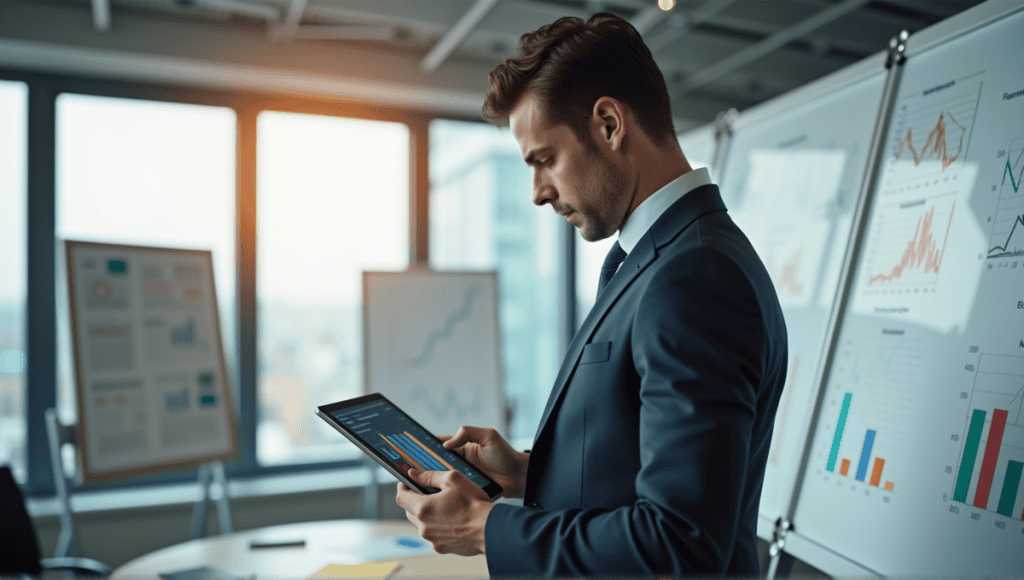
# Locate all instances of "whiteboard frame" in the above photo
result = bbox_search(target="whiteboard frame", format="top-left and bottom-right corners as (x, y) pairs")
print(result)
(362, 269), (508, 436)
(65, 239), (239, 484)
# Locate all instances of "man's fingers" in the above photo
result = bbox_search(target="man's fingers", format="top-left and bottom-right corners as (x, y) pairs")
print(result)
(444, 425), (483, 449)
(411, 468), (462, 489)
(409, 468), (435, 487)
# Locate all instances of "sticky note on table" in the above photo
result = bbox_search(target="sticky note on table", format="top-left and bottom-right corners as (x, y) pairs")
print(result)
(312, 562), (402, 580)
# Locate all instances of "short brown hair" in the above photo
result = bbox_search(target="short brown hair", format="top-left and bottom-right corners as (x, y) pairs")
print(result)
(483, 12), (675, 146)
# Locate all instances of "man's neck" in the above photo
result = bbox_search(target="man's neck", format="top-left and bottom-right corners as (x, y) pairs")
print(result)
(624, 145), (693, 225)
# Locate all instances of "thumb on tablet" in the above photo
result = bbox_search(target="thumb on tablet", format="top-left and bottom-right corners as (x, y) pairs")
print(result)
(444, 425), (480, 449)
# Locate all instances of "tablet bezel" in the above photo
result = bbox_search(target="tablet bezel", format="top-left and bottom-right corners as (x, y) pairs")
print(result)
(316, 393), (503, 501)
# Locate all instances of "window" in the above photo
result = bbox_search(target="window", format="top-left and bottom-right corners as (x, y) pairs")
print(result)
(429, 120), (561, 449)
(256, 111), (409, 466)
(0, 81), (28, 482)
(55, 94), (238, 472)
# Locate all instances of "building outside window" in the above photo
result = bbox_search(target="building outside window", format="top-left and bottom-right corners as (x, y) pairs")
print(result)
(0, 80), (29, 482)
(256, 111), (409, 466)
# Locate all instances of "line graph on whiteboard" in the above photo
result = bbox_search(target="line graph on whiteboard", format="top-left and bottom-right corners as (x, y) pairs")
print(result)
(883, 78), (982, 192)
(402, 285), (481, 368)
(862, 196), (957, 292)
(988, 138), (1024, 260)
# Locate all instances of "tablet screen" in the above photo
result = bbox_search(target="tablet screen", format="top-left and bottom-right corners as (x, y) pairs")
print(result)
(321, 395), (499, 495)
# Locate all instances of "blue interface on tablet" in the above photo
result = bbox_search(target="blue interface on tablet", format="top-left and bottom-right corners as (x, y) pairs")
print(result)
(331, 399), (493, 491)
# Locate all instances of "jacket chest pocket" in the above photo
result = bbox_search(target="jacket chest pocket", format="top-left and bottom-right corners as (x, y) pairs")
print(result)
(579, 341), (611, 365)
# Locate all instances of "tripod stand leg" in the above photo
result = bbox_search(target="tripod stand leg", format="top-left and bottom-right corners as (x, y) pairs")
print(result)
(191, 463), (212, 539)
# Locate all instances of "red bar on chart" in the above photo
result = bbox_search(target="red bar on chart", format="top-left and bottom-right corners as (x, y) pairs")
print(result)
(973, 409), (1009, 509)
(870, 457), (885, 487)
(840, 458), (851, 476)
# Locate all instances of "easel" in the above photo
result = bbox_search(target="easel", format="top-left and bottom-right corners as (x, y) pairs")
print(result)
(46, 408), (234, 548)
(190, 459), (233, 538)
(43, 408), (111, 575)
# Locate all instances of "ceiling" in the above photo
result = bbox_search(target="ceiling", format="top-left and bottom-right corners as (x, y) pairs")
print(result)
(1, 0), (986, 128)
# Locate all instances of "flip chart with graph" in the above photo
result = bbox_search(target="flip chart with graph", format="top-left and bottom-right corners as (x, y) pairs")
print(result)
(66, 241), (237, 482)
(792, 6), (1024, 576)
(718, 71), (885, 524)
(363, 271), (503, 437)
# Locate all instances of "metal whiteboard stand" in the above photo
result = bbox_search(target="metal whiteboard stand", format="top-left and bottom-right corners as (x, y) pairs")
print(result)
(765, 518), (794, 580)
(43, 408), (112, 576)
(191, 460), (233, 539)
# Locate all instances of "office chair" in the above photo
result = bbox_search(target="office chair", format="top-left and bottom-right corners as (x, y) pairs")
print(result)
(0, 466), (111, 577)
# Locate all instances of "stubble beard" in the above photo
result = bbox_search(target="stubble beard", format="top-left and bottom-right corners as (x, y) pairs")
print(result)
(577, 154), (631, 243)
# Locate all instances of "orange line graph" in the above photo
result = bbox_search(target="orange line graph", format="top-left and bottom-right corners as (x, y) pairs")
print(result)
(868, 201), (955, 285)
(893, 111), (966, 170)
(766, 250), (804, 297)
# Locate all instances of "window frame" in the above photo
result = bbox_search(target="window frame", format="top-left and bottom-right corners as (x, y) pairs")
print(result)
(1, 66), (573, 498)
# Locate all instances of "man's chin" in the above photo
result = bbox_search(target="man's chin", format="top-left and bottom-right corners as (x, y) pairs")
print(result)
(579, 224), (615, 243)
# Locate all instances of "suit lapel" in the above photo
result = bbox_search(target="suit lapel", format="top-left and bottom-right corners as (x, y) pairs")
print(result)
(531, 185), (727, 445)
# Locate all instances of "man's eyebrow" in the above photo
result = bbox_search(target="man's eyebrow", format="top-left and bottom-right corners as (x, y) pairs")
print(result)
(524, 147), (552, 166)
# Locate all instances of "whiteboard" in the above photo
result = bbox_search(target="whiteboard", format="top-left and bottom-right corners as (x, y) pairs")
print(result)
(65, 240), (238, 483)
(363, 270), (504, 439)
(717, 67), (886, 527)
(790, 5), (1024, 576)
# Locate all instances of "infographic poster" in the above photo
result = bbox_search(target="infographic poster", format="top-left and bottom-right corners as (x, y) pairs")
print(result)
(67, 241), (237, 482)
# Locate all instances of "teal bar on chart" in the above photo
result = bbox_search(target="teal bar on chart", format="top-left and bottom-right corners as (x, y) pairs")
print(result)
(997, 460), (1023, 518)
(954, 409), (986, 503)
(827, 393), (853, 472)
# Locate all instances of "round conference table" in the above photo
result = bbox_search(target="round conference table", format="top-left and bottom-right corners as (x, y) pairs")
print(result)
(111, 520), (488, 579)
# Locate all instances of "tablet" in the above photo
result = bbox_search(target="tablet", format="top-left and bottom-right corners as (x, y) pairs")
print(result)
(316, 393), (503, 500)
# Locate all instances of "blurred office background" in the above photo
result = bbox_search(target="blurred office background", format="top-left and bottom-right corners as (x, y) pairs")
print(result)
(0, 0), (983, 573)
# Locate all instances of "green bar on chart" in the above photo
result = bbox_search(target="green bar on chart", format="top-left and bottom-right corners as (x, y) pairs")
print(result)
(997, 460), (1023, 518)
(954, 409), (986, 503)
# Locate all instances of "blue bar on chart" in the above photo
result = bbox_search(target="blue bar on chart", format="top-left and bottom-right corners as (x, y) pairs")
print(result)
(855, 429), (877, 482)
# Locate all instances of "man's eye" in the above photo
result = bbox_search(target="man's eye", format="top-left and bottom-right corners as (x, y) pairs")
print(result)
(543, 157), (554, 167)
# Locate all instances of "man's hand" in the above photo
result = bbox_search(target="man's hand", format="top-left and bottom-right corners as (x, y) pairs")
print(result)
(395, 469), (494, 556)
(440, 426), (529, 499)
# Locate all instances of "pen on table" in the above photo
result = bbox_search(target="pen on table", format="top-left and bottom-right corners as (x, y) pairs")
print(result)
(248, 539), (306, 549)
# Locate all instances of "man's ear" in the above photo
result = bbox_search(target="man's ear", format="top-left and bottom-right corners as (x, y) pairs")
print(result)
(591, 97), (626, 152)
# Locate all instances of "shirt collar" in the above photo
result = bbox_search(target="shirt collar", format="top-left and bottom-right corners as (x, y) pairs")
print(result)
(617, 167), (712, 254)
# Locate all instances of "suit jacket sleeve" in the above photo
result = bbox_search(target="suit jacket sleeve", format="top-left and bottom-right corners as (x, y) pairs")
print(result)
(485, 246), (765, 576)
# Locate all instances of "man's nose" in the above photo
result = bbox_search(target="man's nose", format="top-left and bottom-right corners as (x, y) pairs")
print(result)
(533, 175), (554, 206)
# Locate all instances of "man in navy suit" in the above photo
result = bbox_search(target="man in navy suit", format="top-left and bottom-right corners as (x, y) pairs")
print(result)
(395, 13), (788, 577)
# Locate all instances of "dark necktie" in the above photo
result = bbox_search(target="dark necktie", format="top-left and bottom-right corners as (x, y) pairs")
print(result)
(597, 241), (627, 299)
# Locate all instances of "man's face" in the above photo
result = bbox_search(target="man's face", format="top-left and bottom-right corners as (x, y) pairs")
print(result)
(509, 92), (631, 242)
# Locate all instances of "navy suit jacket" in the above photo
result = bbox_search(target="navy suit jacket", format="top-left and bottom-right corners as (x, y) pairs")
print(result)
(484, 184), (788, 577)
